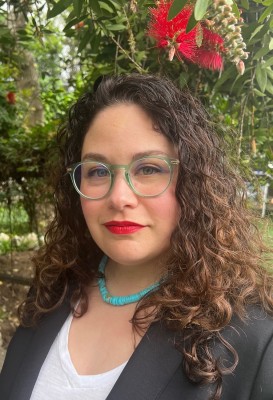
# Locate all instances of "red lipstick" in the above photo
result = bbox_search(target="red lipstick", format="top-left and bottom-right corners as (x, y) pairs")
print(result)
(103, 221), (145, 235)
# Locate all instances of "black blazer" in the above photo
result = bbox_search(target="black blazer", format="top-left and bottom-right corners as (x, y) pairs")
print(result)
(1, 301), (273, 400)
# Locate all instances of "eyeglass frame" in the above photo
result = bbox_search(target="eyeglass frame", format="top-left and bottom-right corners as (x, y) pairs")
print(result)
(66, 155), (180, 200)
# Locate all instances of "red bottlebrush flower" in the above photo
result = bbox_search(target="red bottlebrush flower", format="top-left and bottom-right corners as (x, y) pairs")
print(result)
(6, 91), (16, 104)
(202, 28), (225, 48)
(194, 49), (224, 71)
(148, 1), (198, 62)
(194, 28), (225, 71)
(148, 1), (226, 71)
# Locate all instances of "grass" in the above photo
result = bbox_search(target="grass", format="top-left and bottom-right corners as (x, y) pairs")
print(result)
(258, 218), (273, 248)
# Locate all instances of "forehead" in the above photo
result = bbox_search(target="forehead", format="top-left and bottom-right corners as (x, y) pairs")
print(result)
(81, 103), (176, 161)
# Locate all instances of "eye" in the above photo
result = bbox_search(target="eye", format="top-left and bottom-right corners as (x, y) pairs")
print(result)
(82, 163), (110, 179)
(87, 167), (109, 178)
(136, 165), (162, 175)
(132, 158), (170, 177)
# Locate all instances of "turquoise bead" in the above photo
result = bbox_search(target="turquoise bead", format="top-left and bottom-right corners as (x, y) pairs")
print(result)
(98, 255), (160, 306)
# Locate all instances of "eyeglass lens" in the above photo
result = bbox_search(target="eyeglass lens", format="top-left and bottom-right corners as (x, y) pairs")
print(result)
(73, 158), (172, 199)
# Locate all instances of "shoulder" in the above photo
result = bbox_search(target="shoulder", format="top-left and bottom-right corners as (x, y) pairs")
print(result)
(0, 300), (70, 399)
(223, 305), (273, 353)
(0, 325), (36, 399)
(150, 307), (273, 400)
(219, 306), (273, 400)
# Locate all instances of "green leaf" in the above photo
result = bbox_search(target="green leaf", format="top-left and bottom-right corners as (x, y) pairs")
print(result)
(99, 2), (114, 14)
(194, 0), (209, 21)
(78, 29), (91, 52)
(258, 4), (273, 23)
(253, 88), (266, 97)
(253, 45), (270, 60)
(32, 16), (37, 27)
(265, 79), (273, 95)
(167, 0), (188, 21)
(179, 72), (189, 88)
(256, 65), (267, 92)
(186, 11), (198, 33)
(100, 0), (118, 13)
(63, 15), (88, 31)
(106, 24), (127, 31)
(90, 31), (101, 53)
(63, 18), (77, 31)
(241, 0), (249, 9)
(262, 0), (273, 6)
(262, 57), (273, 68)
(264, 33), (271, 47)
(269, 37), (273, 50)
(89, 0), (102, 15)
(249, 25), (264, 42)
(266, 67), (273, 80)
(213, 65), (236, 91)
(47, 0), (73, 19)
(73, 0), (83, 17)
(232, 2), (240, 18)
(38, 3), (46, 12)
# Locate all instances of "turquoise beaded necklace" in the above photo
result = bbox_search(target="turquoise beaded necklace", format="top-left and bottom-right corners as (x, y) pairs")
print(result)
(98, 255), (160, 306)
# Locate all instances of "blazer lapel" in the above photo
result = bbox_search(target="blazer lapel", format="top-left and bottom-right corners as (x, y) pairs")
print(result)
(107, 321), (183, 400)
(9, 301), (70, 400)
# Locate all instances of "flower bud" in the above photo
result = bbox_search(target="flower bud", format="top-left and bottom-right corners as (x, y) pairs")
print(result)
(236, 60), (245, 75)
(168, 46), (176, 61)
(205, 19), (215, 27)
(228, 24), (236, 32)
(236, 48), (245, 56)
(130, 0), (137, 13)
(228, 16), (237, 24)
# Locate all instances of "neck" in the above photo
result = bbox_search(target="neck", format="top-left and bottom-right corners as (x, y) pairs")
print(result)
(104, 258), (164, 295)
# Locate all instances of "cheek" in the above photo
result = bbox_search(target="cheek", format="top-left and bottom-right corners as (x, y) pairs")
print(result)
(153, 191), (180, 228)
(80, 198), (96, 224)
(80, 198), (88, 217)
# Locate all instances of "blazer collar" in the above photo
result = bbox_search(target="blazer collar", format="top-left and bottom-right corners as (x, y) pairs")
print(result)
(107, 321), (182, 400)
(9, 303), (182, 400)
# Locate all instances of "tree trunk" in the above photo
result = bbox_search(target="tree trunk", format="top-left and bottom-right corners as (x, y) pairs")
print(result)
(8, 10), (44, 126)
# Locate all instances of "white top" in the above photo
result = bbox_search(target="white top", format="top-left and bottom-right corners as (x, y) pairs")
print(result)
(30, 313), (128, 400)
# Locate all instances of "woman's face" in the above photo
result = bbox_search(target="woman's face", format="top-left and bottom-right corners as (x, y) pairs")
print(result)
(80, 103), (180, 271)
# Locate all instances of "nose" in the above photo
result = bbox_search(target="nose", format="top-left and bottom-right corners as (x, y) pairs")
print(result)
(107, 169), (138, 210)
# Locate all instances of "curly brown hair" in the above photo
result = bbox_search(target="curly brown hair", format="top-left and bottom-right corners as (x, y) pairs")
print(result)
(20, 74), (273, 399)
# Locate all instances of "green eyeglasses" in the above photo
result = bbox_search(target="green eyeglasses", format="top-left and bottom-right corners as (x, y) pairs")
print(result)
(67, 156), (179, 200)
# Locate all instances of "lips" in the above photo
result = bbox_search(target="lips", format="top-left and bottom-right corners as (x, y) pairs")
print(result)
(103, 221), (145, 235)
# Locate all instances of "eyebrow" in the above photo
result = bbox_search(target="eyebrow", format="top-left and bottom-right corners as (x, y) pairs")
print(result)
(82, 150), (172, 162)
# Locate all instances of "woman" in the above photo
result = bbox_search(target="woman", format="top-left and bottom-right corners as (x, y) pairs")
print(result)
(1, 74), (273, 400)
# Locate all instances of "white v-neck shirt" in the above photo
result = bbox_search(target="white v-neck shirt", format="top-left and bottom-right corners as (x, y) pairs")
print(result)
(30, 313), (128, 400)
